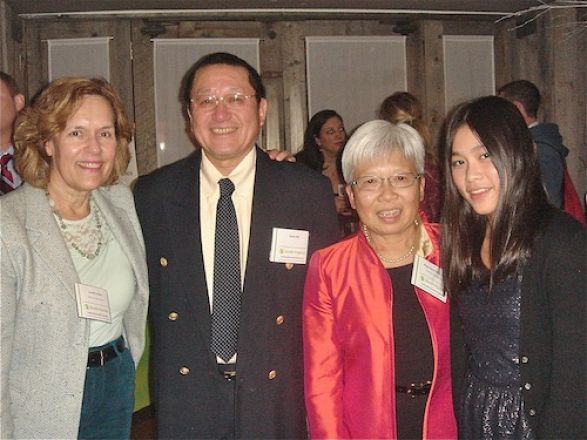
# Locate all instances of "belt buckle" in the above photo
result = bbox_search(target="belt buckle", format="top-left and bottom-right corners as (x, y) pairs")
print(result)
(218, 365), (237, 380)
(222, 370), (236, 380)
(100, 350), (105, 367)
(407, 381), (432, 398)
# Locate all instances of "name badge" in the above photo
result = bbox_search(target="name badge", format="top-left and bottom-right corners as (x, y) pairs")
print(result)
(269, 227), (309, 265)
(411, 255), (446, 303)
(74, 282), (112, 323)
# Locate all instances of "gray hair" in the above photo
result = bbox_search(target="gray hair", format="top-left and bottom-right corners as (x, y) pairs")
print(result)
(341, 120), (425, 182)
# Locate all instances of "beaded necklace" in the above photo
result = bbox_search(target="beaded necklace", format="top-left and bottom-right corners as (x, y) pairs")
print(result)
(47, 193), (104, 259)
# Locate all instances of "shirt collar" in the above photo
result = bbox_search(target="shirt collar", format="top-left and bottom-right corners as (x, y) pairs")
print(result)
(200, 147), (257, 193)
(415, 219), (434, 258)
(1, 144), (15, 157)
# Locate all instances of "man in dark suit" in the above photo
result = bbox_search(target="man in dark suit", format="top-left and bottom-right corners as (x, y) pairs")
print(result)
(0, 72), (25, 194)
(134, 52), (339, 439)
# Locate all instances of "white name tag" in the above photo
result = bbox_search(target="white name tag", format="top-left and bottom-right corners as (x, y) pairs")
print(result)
(411, 255), (446, 303)
(74, 282), (112, 323)
(269, 227), (309, 265)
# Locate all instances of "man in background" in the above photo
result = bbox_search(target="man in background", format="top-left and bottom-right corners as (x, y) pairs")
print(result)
(498, 79), (568, 208)
(134, 52), (339, 439)
(0, 72), (25, 194)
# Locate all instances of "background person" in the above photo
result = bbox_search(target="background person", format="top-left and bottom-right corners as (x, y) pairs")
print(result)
(379, 91), (442, 222)
(498, 79), (586, 224)
(443, 96), (585, 439)
(497, 80), (567, 208)
(134, 52), (339, 439)
(303, 120), (456, 439)
(0, 71), (25, 194)
(295, 109), (349, 214)
(0, 77), (148, 439)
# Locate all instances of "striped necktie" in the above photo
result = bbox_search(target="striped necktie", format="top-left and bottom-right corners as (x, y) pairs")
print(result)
(0, 153), (15, 195)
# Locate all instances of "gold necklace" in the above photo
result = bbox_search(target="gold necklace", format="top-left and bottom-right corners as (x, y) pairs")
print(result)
(362, 224), (415, 265)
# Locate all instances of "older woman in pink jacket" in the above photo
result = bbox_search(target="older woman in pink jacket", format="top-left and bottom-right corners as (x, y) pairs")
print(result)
(303, 120), (456, 439)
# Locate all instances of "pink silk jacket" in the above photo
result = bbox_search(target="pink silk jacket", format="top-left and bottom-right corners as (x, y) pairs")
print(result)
(303, 222), (457, 439)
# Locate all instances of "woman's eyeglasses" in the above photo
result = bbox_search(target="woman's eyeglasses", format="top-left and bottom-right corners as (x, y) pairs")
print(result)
(350, 174), (421, 191)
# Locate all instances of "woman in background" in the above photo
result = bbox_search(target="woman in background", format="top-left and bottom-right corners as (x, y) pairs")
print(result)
(379, 92), (442, 222)
(296, 109), (348, 214)
(304, 120), (456, 439)
(443, 96), (585, 439)
(0, 77), (148, 439)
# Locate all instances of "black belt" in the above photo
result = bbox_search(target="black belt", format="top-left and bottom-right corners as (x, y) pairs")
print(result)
(217, 364), (237, 380)
(87, 338), (125, 368)
(396, 380), (432, 397)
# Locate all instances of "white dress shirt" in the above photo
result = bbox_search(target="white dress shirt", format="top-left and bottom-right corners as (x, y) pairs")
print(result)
(200, 147), (256, 363)
(1, 145), (23, 189)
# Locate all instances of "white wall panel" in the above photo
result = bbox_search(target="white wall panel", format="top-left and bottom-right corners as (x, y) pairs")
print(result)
(443, 35), (495, 111)
(306, 36), (406, 134)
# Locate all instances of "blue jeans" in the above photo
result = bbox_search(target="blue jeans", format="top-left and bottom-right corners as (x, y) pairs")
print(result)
(78, 338), (135, 440)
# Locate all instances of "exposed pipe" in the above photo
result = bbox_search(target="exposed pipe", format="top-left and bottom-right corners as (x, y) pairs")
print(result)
(19, 8), (513, 20)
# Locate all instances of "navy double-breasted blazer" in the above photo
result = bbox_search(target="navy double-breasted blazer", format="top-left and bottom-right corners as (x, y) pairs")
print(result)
(134, 148), (339, 439)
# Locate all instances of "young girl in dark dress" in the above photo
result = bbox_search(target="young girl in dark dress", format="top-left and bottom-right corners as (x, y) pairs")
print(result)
(442, 96), (586, 439)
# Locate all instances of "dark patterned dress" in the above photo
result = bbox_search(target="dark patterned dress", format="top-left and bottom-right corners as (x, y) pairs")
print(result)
(458, 271), (535, 439)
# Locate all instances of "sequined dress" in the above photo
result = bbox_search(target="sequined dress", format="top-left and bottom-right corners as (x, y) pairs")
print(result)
(458, 272), (534, 439)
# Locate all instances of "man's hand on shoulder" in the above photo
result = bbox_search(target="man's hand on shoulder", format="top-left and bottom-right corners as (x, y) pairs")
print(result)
(264, 148), (296, 163)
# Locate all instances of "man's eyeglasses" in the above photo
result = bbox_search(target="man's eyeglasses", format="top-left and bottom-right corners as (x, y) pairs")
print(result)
(350, 174), (422, 191)
(190, 93), (256, 110)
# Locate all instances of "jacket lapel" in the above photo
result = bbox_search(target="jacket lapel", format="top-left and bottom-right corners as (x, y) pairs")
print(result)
(244, 151), (275, 286)
(92, 187), (149, 297)
(164, 152), (211, 341)
(24, 185), (79, 299)
(240, 151), (280, 329)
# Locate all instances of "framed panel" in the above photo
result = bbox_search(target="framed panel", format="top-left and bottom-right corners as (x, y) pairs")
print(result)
(48, 37), (111, 81)
(26, 20), (133, 109)
(306, 36), (407, 135)
(443, 35), (495, 111)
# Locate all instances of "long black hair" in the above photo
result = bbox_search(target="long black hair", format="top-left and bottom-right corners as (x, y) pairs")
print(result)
(295, 109), (343, 172)
(441, 96), (550, 297)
